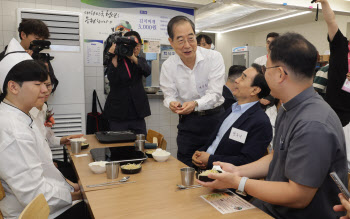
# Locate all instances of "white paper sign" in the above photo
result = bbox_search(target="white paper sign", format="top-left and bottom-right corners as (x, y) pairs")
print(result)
(84, 39), (104, 66)
(229, 127), (248, 144)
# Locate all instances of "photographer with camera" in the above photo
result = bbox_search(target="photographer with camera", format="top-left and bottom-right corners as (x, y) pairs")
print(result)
(0, 19), (50, 60)
(104, 31), (151, 135)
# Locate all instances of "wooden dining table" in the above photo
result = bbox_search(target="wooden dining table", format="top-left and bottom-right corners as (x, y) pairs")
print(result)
(68, 135), (273, 219)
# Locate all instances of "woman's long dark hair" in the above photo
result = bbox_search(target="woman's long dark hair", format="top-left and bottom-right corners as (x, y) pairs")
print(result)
(0, 60), (48, 102)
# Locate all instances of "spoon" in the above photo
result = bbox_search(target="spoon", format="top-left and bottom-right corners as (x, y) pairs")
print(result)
(119, 176), (130, 182)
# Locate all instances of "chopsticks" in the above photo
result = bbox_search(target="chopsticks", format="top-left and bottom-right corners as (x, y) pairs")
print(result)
(87, 181), (136, 188)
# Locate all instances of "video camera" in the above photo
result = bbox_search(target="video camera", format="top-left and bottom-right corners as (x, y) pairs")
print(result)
(29, 40), (54, 62)
(106, 30), (138, 57)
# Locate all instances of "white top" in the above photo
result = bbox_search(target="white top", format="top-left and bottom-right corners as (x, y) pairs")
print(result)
(160, 46), (225, 111)
(29, 104), (61, 148)
(0, 102), (72, 219)
(253, 55), (268, 66)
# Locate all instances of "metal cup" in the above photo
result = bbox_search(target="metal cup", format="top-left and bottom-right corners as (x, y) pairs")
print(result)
(135, 140), (145, 152)
(71, 141), (82, 154)
(106, 162), (120, 179)
(136, 134), (145, 140)
(180, 167), (195, 186)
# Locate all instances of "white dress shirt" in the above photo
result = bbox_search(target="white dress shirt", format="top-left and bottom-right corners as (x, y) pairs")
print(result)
(160, 46), (225, 111)
(254, 55), (268, 66)
(265, 105), (277, 149)
(206, 101), (258, 154)
(29, 104), (61, 148)
(0, 101), (72, 219)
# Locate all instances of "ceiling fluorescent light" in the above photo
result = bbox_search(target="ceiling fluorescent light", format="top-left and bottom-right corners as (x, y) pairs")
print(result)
(202, 11), (311, 34)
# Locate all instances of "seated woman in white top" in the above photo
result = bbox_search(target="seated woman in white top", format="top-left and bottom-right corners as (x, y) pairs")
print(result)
(0, 39), (82, 219)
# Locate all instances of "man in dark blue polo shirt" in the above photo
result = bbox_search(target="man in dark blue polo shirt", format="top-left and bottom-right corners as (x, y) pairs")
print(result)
(197, 32), (347, 219)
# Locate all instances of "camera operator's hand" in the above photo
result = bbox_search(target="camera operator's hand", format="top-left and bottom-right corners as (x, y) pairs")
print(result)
(25, 49), (33, 57)
(127, 53), (138, 65)
(111, 56), (118, 68)
(109, 43), (116, 54)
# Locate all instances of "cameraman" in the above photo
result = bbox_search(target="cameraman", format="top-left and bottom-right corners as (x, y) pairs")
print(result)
(104, 31), (151, 135)
(0, 19), (50, 60)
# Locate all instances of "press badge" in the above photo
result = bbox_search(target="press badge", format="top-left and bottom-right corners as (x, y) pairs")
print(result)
(229, 127), (248, 144)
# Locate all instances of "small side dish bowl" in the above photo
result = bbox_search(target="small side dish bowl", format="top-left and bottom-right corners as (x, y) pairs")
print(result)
(120, 163), (142, 174)
(88, 161), (107, 174)
(197, 169), (221, 182)
(145, 149), (156, 158)
(152, 149), (171, 162)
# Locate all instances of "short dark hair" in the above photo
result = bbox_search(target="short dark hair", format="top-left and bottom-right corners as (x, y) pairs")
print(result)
(251, 63), (270, 99)
(269, 32), (317, 79)
(228, 65), (246, 79)
(167, 16), (195, 40)
(196, 34), (212, 45)
(124, 31), (142, 45)
(266, 32), (279, 40)
(1, 60), (48, 102)
(18, 19), (50, 40)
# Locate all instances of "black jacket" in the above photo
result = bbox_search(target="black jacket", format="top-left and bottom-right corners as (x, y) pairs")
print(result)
(222, 85), (236, 110)
(104, 56), (151, 121)
(198, 102), (272, 169)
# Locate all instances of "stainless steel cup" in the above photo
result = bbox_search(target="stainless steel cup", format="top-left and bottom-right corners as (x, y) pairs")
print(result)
(135, 140), (145, 152)
(136, 134), (145, 140)
(71, 141), (82, 154)
(180, 167), (195, 186)
(106, 162), (119, 179)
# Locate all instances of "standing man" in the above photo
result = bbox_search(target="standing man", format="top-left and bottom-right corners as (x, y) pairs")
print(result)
(196, 34), (213, 50)
(316, 0), (350, 169)
(198, 33), (347, 218)
(160, 16), (225, 166)
(254, 32), (279, 109)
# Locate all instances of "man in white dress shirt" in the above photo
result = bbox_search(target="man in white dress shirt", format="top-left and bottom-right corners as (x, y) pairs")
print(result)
(0, 39), (83, 219)
(254, 32), (279, 109)
(160, 16), (225, 166)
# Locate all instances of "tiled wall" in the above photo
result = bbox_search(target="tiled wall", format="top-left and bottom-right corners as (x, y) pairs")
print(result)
(0, 0), (178, 157)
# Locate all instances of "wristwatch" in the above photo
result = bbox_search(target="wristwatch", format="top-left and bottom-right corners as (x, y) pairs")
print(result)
(235, 177), (249, 196)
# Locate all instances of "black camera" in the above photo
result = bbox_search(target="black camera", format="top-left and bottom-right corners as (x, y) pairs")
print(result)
(114, 36), (137, 57)
(29, 40), (54, 62)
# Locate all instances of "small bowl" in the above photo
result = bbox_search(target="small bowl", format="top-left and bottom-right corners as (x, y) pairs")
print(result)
(121, 166), (142, 174)
(145, 150), (156, 158)
(196, 170), (222, 182)
(120, 163), (142, 174)
(152, 151), (171, 162)
(88, 161), (107, 174)
(81, 143), (89, 150)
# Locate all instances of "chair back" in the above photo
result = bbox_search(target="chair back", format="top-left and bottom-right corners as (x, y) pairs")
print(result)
(18, 194), (50, 219)
(0, 181), (5, 219)
(160, 139), (167, 150)
(146, 129), (164, 148)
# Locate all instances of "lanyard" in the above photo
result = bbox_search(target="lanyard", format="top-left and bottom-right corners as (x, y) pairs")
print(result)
(123, 58), (131, 78)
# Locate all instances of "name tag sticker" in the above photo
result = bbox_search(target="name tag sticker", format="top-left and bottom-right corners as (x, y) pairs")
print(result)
(229, 127), (248, 144)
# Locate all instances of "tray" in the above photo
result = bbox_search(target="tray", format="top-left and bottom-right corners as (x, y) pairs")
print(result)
(95, 131), (136, 144)
(90, 146), (147, 164)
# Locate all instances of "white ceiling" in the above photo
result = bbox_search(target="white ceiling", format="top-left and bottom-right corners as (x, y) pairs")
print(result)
(129, 0), (348, 33)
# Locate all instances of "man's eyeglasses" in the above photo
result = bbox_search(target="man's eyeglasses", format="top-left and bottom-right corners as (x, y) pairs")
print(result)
(261, 65), (288, 75)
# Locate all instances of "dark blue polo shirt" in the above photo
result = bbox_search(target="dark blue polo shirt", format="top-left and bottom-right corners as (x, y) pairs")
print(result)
(254, 86), (347, 218)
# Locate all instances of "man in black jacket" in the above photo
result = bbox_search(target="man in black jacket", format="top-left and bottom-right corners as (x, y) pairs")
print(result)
(104, 31), (151, 135)
(222, 65), (246, 110)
